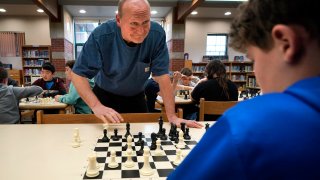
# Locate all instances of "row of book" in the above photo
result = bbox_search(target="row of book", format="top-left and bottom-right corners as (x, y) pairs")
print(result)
(24, 68), (41, 76)
(23, 50), (49, 58)
(247, 77), (259, 87)
(231, 74), (246, 81)
(230, 65), (253, 72)
(24, 59), (47, 67)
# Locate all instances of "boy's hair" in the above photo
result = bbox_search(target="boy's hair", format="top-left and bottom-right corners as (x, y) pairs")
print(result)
(0, 61), (3, 67)
(180, 68), (193, 77)
(0, 67), (8, 83)
(42, 62), (55, 73)
(229, 0), (319, 52)
(65, 60), (75, 69)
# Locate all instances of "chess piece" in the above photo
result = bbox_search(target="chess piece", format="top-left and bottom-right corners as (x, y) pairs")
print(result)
(74, 128), (81, 143)
(169, 123), (174, 137)
(173, 148), (182, 166)
(72, 133), (80, 148)
(174, 131), (179, 144)
(136, 140), (145, 156)
(183, 127), (191, 140)
(125, 135), (133, 155)
(176, 130), (185, 149)
(160, 128), (167, 140)
(102, 129), (110, 142)
(180, 122), (186, 134)
(125, 122), (131, 138)
(124, 149), (134, 168)
(112, 129), (120, 141)
(86, 154), (99, 177)
(139, 148), (154, 176)
(184, 93), (188, 100)
(150, 133), (157, 150)
(95, 152), (100, 170)
(157, 116), (163, 137)
(205, 123), (210, 131)
(136, 132), (143, 146)
(155, 139), (164, 156)
(108, 150), (119, 168)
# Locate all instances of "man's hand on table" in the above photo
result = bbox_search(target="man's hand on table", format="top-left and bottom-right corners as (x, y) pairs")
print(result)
(170, 116), (203, 129)
(92, 104), (124, 123)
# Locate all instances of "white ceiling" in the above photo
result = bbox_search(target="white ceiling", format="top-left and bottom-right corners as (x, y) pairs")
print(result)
(0, 0), (242, 19)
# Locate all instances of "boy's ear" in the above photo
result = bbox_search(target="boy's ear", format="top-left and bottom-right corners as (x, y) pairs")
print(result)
(271, 24), (304, 64)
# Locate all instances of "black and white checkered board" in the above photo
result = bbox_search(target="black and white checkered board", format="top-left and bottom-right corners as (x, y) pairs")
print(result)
(83, 134), (197, 179)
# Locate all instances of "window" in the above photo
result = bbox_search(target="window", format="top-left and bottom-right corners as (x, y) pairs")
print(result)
(206, 34), (228, 56)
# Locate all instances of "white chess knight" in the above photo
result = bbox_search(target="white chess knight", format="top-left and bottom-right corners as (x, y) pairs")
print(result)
(139, 148), (154, 176)
(154, 139), (164, 156)
(86, 154), (99, 178)
(124, 149), (134, 168)
(173, 148), (182, 166)
(125, 135), (133, 156)
(108, 150), (119, 168)
(176, 130), (186, 149)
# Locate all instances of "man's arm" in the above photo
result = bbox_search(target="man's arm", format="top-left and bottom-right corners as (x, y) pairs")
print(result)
(154, 74), (203, 128)
(71, 72), (123, 123)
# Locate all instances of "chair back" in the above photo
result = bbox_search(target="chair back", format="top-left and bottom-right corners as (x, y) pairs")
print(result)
(36, 109), (183, 124)
(199, 98), (238, 121)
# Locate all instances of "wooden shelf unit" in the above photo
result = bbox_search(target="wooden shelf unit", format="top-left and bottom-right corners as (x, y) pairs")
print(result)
(192, 61), (254, 90)
(246, 73), (260, 89)
(21, 45), (51, 85)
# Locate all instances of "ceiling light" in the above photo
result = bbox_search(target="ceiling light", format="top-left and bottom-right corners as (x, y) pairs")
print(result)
(151, 10), (157, 15)
(0, 8), (6, 13)
(191, 11), (198, 15)
(224, 11), (232, 16)
(37, 9), (44, 13)
(115, 10), (118, 14)
(79, 9), (86, 14)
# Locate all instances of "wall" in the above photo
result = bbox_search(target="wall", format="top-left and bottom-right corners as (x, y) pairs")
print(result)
(185, 18), (246, 63)
(0, 16), (51, 69)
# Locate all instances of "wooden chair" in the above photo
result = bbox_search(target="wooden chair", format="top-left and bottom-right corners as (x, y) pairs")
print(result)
(199, 98), (238, 121)
(36, 109), (183, 124)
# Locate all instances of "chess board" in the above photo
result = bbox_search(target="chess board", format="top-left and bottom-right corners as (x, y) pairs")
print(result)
(83, 134), (198, 180)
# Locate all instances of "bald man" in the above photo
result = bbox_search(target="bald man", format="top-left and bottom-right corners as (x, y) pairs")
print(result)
(72, 0), (202, 128)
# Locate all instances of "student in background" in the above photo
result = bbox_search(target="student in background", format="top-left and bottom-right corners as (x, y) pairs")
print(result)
(32, 62), (66, 97)
(169, 0), (320, 179)
(172, 67), (199, 91)
(0, 61), (18, 87)
(54, 60), (94, 114)
(190, 60), (238, 120)
(0, 67), (42, 124)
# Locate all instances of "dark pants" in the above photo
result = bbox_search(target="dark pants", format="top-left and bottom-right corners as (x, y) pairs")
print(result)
(93, 85), (147, 113)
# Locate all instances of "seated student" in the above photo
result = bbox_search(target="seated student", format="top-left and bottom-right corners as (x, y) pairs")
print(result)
(172, 67), (199, 91)
(0, 61), (18, 87)
(169, 0), (320, 179)
(0, 67), (42, 124)
(54, 60), (94, 114)
(32, 62), (66, 97)
(190, 60), (238, 120)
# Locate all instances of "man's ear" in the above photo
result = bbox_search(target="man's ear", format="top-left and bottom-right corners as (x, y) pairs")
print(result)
(271, 25), (304, 64)
(116, 14), (121, 26)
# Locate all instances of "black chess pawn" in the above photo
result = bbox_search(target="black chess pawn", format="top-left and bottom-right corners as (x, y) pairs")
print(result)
(101, 129), (110, 142)
(150, 132), (157, 150)
(183, 128), (191, 140)
(184, 93), (188, 100)
(160, 128), (167, 140)
(180, 122), (186, 134)
(135, 132), (143, 146)
(205, 123), (210, 131)
(112, 128), (120, 141)
(125, 122), (131, 138)
(26, 97), (29, 102)
(169, 123), (174, 137)
(174, 131), (179, 144)
(157, 116), (164, 137)
(136, 140), (145, 156)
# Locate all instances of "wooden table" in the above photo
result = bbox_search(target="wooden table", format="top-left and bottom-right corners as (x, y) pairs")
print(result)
(156, 95), (193, 115)
(0, 122), (213, 180)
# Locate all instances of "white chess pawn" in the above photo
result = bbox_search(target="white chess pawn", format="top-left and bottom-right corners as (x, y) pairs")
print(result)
(176, 130), (186, 149)
(155, 139), (164, 156)
(72, 133), (80, 148)
(124, 149), (134, 168)
(86, 154), (99, 177)
(173, 148), (182, 166)
(108, 150), (119, 168)
(125, 135), (133, 155)
(74, 128), (81, 143)
(139, 148), (154, 176)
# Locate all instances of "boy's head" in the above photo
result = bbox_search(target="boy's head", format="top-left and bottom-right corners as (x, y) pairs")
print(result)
(41, 62), (55, 81)
(230, 0), (320, 93)
(180, 68), (193, 86)
(65, 60), (75, 80)
(0, 67), (8, 84)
